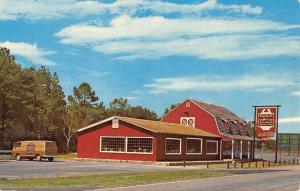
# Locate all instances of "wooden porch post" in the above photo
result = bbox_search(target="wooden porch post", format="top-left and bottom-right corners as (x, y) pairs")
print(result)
(231, 139), (235, 160)
(247, 141), (251, 160)
(220, 140), (223, 160)
(240, 140), (243, 160)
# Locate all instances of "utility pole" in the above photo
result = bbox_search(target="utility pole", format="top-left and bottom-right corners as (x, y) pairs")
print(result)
(274, 106), (280, 162)
(252, 106), (257, 162)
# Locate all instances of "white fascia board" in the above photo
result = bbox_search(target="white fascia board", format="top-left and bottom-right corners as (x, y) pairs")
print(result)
(77, 116), (117, 132)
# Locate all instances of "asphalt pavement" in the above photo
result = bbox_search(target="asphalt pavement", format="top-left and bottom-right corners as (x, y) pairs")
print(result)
(94, 166), (300, 191)
(0, 159), (191, 179)
(1, 160), (299, 191)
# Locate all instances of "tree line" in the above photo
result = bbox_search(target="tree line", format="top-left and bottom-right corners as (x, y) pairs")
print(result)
(0, 47), (163, 152)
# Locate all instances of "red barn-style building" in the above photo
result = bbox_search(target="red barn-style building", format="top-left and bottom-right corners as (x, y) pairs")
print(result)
(77, 116), (221, 161)
(162, 99), (254, 160)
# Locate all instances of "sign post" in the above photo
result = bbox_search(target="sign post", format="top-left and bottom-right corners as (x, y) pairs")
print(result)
(253, 105), (281, 162)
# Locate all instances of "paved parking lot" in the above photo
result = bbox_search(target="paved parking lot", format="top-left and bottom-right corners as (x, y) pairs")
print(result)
(0, 159), (190, 179)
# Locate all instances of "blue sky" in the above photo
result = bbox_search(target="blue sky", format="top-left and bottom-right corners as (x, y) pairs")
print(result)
(0, 0), (299, 133)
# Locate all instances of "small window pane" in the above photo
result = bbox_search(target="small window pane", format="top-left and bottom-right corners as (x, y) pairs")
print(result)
(166, 139), (181, 154)
(180, 117), (195, 127)
(187, 139), (202, 154)
(206, 141), (218, 154)
(101, 137), (125, 152)
(127, 138), (153, 153)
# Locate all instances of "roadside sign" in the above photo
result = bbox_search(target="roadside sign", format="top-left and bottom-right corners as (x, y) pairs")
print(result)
(252, 105), (280, 162)
(255, 107), (278, 140)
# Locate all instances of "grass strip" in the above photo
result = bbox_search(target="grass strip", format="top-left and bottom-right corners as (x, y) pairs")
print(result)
(0, 170), (229, 189)
(56, 153), (77, 160)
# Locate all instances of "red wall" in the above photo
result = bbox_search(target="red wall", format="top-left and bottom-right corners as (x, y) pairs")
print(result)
(156, 134), (220, 161)
(77, 121), (157, 161)
(162, 100), (220, 136)
(77, 119), (221, 161)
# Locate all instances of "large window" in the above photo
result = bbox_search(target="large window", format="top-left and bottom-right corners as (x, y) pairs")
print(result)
(127, 138), (153, 153)
(100, 137), (125, 153)
(186, 138), (202, 154)
(100, 137), (153, 154)
(165, 138), (181, 154)
(206, 140), (218, 155)
(180, 117), (195, 128)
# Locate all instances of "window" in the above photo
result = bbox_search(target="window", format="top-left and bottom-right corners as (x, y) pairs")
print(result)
(165, 138), (181, 154)
(206, 140), (218, 155)
(186, 138), (202, 154)
(127, 138), (153, 153)
(100, 137), (125, 152)
(112, 119), (119, 128)
(180, 117), (195, 128)
(14, 142), (21, 147)
(228, 121), (236, 134)
(216, 118), (229, 132)
(185, 101), (190, 107)
(240, 122), (246, 135)
(100, 137), (153, 154)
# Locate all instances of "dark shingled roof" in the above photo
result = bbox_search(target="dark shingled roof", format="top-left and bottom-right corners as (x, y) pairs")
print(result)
(190, 99), (253, 139)
(190, 99), (244, 122)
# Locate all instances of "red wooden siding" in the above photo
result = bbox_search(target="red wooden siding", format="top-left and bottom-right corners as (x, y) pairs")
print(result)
(77, 118), (221, 161)
(162, 100), (220, 136)
(156, 134), (220, 161)
(77, 121), (157, 161)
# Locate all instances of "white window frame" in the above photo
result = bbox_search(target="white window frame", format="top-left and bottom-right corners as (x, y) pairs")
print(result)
(99, 136), (153, 154)
(126, 137), (153, 155)
(165, 138), (182, 155)
(180, 117), (195, 128)
(100, 136), (126, 153)
(206, 140), (219, 155)
(112, 119), (119, 129)
(186, 138), (202, 155)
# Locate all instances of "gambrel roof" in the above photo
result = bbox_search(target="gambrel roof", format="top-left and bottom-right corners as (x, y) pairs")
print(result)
(190, 99), (244, 122)
(189, 99), (252, 140)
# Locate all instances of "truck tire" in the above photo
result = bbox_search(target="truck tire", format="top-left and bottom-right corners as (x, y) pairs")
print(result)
(48, 157), (54, 162)
(35, 154), (42, 161)
(16, 154), (21, 161)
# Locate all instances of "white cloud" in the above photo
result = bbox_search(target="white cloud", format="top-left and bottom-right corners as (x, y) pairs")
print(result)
(56, 15), (300, 61)
(0, 0), (262, 21)
(76, 68), (110, 77)
(144, 74), (295, 94)
(0, 41), (56, 65)
(279, 117), (300, 123)
(57, 15), (296, 44)
(292, 91), (300, 96)
(126, 96), (138, 100)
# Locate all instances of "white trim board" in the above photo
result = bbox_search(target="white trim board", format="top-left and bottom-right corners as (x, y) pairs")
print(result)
(206, 140), (219, 155)
(186, 137), (203, 155)
(165, 138), (182, 155)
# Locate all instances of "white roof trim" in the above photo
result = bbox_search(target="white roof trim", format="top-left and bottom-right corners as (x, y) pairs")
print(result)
(77, 116), (117, 132)
(161, 99), (190, 122)
(77, 116), (157, 134)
